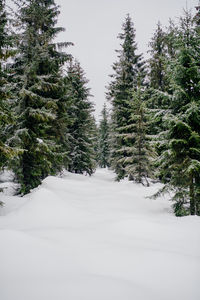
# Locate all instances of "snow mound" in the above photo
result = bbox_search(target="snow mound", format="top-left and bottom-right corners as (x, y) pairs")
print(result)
(0, 169), (200, 300)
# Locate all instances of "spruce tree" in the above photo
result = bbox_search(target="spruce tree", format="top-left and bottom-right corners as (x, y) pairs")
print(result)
(50, 74), (74, 171)
(0, 0), (19, 173)
(107, 14), (146, 180)
(66, 60), (96, 175)
(124, 81), (155, 186)
(148, 22), (168, 91)
(98, 103), (110, 168)
(10, 0), (72, 194)
(156, 10), (200, 216)
(146, 21), (173, 180)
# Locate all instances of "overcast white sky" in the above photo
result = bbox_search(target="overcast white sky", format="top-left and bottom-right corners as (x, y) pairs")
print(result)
(50, 1), (198, 119)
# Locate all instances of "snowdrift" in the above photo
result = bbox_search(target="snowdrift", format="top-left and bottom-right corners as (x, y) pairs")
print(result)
(0, 169), (200, 300)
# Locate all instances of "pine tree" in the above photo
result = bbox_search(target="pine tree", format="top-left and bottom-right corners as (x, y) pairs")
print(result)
(156, 10), (200, 216)
(0, 0), (19, 173)
(124, 81), (155, 185)
(50, 74), (74, 171)
(165, 19), (179, 60)
(107, 15), (146, 180)
(148, 22), (168, 91)
(98, 103), (110, 168)
(9, 0), (72, 194)
(66, 60), (96, 175)
(146, 21), (174, 180)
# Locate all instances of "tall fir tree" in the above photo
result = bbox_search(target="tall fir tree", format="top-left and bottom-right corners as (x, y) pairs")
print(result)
(146, 21), (173, 180)
(0, 0), (19, 174)
(165, 19), (179, 60)
(107, 14), (146, 180)
(98, 103), (110, 168)
(156, 10), (200, 216)
(148, 22), (168, 92)
(9, 0), (72, 194)
(66, 60), (96, 175)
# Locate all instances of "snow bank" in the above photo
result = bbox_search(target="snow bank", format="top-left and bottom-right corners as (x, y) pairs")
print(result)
(0, 169), (200, 300)
(0, 169), (20, 196)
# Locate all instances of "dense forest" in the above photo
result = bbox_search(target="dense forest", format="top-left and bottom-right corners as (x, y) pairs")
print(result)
(0, 0), (200, 216)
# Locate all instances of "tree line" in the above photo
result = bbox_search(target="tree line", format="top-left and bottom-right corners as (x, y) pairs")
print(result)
(0, 0), (96, 195)
(98, 7), (200, 216)
(0, 0), (200, 216)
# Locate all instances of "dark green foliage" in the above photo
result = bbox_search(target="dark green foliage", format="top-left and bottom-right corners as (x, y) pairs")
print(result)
(107, 15), (146, 180)
(98, 103), (110, 168)
(165, 19), (179, 60)
(0, 0), (199, 220)
(66, 61), (96, 175)
(146, 22), (173, 165)
(148, 22), (168, 91)
(122, 85), (155, 185)
(0, 0), (97, 195)
(50, 75), (74, 171)
(156, 10), (200, 216)
(10, 0), (72, 194)
(0, 0), (20, 172)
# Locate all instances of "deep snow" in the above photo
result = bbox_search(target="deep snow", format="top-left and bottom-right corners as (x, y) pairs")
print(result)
(0, 169), (200, 300)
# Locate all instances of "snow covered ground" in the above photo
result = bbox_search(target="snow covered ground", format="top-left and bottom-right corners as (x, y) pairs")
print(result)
(0, 168), (200, 300)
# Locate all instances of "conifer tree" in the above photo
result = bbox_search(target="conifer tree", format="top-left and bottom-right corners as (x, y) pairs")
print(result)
(107, 15), (146, 180)
(98, 103), (110, 168)
(50, 74), (74, 171)
(148, 22), (168, 92)
(146, 21), (173, 180)
(0, 0), (19, 173)
(124, 81), (154, 186)
(156, 10), (200, 216)
(10, 0), (72, 194)
(165, 19), (179, 60)
(66, 60), (96, 175)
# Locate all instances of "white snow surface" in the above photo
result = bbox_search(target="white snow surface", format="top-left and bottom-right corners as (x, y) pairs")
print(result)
(0, 168), (200, 300)
(0, 170), (20, 196)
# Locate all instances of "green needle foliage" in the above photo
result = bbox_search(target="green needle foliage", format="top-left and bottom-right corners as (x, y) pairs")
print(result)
(98, 103), (110, 168)
(155, 10), (200, 216)
(10, 0), (72, 194)
(66, 60), (96, 175)
(123, 84), (155, 186)
(0, 0), (20, 173)
(107, 14), (146, 180)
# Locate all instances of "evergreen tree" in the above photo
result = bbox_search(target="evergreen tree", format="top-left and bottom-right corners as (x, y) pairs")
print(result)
(10, 0), (72, 194)
(66, 60), (96, 175)
(165, 19), (179, 60)
(107, 14), (146, 180)
(0, 0), (19, 173)
(124, 81), (155, 186)
(146, 21), (173, 180)
(98, 103), (110, 168)
(50, 74), (74, 171)
(156, 10), (200, 216)
(148, 22), (168, 91)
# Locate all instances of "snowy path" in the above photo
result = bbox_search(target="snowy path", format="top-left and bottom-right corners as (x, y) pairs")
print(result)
(0, 169), (200, 300)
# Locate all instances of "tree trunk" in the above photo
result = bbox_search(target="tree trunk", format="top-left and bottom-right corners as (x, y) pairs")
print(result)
(190, 175), (196, 215)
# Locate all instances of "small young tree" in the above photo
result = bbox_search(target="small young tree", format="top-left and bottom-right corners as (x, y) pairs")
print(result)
(98, 103), (110, 168)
